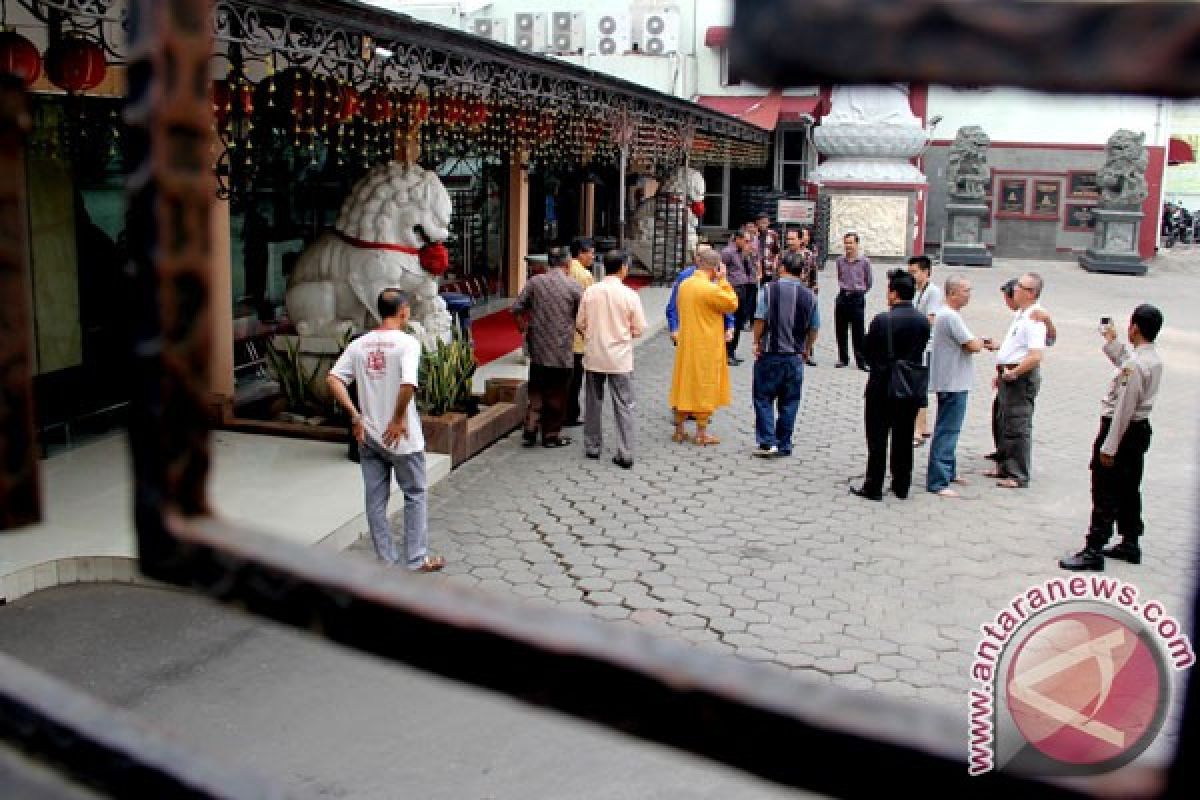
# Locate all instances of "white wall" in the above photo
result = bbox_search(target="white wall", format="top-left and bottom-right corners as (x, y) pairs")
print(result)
(928, 86), (1169, 147)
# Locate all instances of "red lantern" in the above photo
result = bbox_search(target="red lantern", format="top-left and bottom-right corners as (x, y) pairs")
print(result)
(336, 84), (360, 122)
(465, 98), (489, 130)
(45, 36), (106, 93)
(212, 79), (232, 126)
(362, 88), (393, 124)
(440, 95), (464, 126)
(0, 30), (42, 88)
(407, 93), (430, 126)
(690, 201), (706, 219)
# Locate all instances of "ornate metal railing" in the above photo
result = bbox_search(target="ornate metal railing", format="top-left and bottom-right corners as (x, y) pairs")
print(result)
(0, 1), (1196, 798)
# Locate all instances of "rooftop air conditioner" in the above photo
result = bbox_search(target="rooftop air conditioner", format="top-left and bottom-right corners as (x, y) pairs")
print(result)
(636, 5), (680, 55)
(549, 11), (585, 54)
(514, 12), (547, 53)
(472, 17), (508, 45)
(595, 11), (631, 55)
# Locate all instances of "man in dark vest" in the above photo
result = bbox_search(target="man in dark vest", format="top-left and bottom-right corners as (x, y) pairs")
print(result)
(750, 254), (819, 457)
(850, 269), (931, 501)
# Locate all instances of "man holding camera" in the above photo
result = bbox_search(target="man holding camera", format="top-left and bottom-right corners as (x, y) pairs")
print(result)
(1060, 305), (1165, 571)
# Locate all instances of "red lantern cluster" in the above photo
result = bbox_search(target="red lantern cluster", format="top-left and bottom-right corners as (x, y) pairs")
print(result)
(212, 77), (254, 127)
(0, 29), (41, 88)
(44, 35), (106, 93)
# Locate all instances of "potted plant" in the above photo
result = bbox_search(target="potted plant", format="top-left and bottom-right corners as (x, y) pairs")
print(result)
(418, 331), (476, 465)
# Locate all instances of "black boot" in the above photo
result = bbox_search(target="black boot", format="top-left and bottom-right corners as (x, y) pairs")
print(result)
(1103, 540), (1142, 565)
(1059, 547), (1105, 571)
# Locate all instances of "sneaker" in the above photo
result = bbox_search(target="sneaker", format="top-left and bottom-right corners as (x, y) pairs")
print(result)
(1102, 541), (1142, 565)
(753, 445), (779, 458)
(1059, 547), (1105, 571)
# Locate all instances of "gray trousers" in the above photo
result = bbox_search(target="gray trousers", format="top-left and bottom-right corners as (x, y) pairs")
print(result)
(584, 371), (636, 461)
(359, 440), (429, 568)
(997, 368), (1041, 486)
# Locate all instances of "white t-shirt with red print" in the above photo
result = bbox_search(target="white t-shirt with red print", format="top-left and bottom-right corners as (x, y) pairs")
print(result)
(331, 329), (425, 456)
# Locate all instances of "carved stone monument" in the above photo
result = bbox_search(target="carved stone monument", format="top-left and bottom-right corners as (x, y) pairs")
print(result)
(942, 125), (993, 267)
(812, 85), (931, 259)
(627, 165), (705, 273)
(1080, 129), (1149, 275)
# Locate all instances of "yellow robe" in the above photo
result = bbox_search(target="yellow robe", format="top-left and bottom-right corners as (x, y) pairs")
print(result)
(669, 274), (740, 414)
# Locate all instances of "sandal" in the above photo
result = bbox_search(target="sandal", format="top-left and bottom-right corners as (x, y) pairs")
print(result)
(996, 479), (1022, 489)
(412, 555), (446, 573)
(672, 431), (691, 443)
(693, 433), (721, 446)
(982, 469), (1006, 479)
(543, 437), (572, 448)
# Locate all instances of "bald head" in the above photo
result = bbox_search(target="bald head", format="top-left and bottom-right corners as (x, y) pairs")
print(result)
(696, 247), (721, 270)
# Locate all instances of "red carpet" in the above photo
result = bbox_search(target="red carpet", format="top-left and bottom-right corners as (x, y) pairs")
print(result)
(470, 276), (655, 366)
(471, 308), (523, 365)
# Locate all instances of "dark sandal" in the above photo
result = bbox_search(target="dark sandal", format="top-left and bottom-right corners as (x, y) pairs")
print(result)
(413, 555), (446, 573)
(543, 437), (572, 448)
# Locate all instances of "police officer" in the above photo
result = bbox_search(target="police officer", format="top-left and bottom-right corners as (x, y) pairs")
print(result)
(1060, 304), (1165, 571)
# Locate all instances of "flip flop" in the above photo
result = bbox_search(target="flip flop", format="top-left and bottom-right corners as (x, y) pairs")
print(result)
(935, 488), (961, 498)
(982, 469), (1006, 479)
(996, 479), (1022, 489)
(671, 431), (691, 443)
(693, 434), (721, 446)
(412, 555), (446, 573)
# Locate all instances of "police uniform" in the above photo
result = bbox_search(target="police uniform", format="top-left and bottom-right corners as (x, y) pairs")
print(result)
(1083, 338), (1163, 557)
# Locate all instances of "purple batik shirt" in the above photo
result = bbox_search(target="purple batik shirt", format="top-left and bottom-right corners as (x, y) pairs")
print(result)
(836, 255), (873, 293)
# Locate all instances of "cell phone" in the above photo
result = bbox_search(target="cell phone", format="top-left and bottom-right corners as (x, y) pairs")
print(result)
(1099, 316), (1112, 334)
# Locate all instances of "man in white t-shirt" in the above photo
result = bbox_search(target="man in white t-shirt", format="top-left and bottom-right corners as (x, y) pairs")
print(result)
(984, 273), (1048, 489)
(926, 276), (986, 498)
(327, 289), (444, 572)
(909, 256), (943, 445)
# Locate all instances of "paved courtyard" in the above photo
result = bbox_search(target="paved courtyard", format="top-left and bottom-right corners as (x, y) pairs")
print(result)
(356, 253), (1200, 743)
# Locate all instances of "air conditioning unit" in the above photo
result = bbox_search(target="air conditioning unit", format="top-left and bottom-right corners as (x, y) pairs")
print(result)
(472, 17), (508, 44)
(594, 11), (631, 55)
(514, 12), (547, 53)
(548, 11), (585, 54)
(636, 5), (680, 55)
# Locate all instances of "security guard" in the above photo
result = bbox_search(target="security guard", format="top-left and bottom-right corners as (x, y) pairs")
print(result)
(1060, 304), (1165, 571)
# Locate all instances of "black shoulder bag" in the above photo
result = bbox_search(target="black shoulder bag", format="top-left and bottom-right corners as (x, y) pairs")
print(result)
(885, 314), (929, 403)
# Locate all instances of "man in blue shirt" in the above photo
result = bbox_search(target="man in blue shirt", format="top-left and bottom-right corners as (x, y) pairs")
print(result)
(750, 255), (819, 457)
(666, 246), (735, 345)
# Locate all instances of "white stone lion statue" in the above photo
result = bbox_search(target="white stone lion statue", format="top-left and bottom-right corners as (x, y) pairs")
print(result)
(628, 165), (706, 271)
(286, 162), (454, 348)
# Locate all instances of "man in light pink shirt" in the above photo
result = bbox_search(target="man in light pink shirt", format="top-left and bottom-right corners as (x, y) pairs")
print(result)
(576, 250), (648, 469)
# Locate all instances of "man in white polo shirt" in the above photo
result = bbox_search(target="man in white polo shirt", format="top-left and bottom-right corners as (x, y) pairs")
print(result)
(327, 289), (445, 572)
(985, 272), (1048, 489)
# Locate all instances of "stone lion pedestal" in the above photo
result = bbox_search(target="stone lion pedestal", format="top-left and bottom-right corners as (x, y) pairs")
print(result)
(1080, 209), (1147, 276)
(943, 202), (993, 267)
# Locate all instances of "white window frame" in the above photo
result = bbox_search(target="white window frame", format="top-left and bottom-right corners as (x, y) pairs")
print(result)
(720, 49), (742, 88)
(702, 161), (731, 229)
(774, 125), (810, 193)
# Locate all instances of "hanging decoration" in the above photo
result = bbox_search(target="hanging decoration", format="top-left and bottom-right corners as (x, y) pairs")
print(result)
(0, 29), (41, 87)
(45, 35), (107, 93)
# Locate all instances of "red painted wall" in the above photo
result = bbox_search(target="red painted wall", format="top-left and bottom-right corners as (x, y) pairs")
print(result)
(1141, 145), (1166, 260)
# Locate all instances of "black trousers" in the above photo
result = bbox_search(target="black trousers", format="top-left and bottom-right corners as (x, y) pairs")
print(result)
(727, 283), (758, 356)
(566, 353), (585, 423)
(525, 364), (573, 441)
(862, 391), (920, 497)
(835, 290), (866, 366)
(1087, 416), (1152, 550)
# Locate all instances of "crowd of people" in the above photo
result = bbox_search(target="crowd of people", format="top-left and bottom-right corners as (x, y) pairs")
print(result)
(323, 225), (1166, 577)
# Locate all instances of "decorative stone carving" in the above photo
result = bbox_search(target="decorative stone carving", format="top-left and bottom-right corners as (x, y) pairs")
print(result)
(627, 165), (705, 270)
(1081, 129), (1149, 274)
(828, 195), (910, 257)
(1097, 129), (1149, 209)
(946, 125), (991, 202)
(286, 162), (454, 349)
(812, 85), (930, 185)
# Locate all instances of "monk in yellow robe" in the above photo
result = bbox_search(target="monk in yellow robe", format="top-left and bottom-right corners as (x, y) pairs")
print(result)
(669, 246), (740, 445)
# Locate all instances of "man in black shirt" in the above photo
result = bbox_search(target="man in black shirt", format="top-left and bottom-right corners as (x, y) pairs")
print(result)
(850, 269), (931, 501)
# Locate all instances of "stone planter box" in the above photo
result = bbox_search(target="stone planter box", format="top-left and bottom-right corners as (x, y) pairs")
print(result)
(465, 402), (523, 461)
(421, 411), (469, 467)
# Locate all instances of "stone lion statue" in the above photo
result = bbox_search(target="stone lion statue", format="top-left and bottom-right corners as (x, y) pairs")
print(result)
(286, 162), (454, 348)
(1097, 129), (1148, 209)
(946, 125), (990, 201)
(628, 165), (706, 271)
